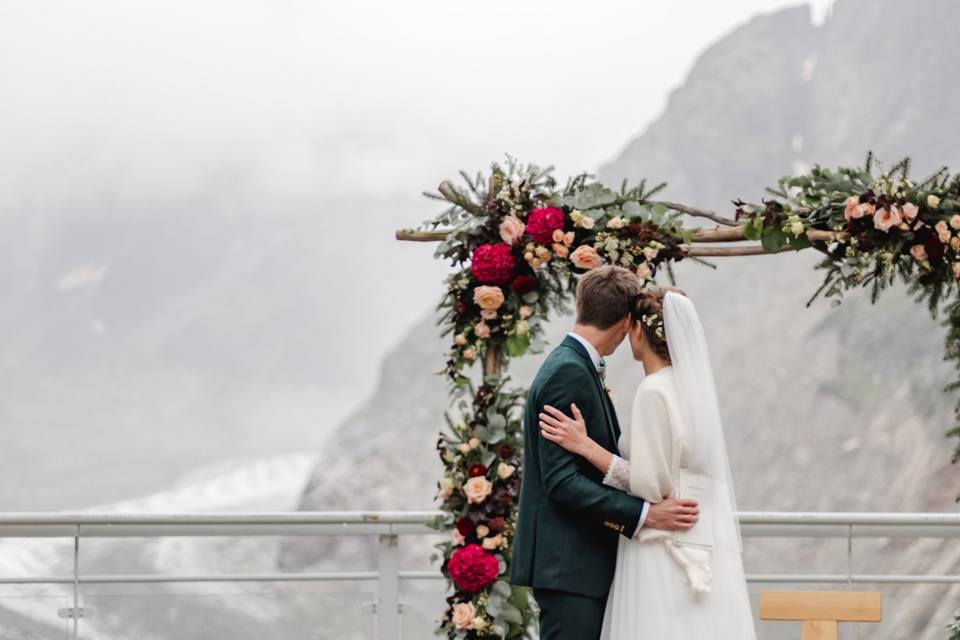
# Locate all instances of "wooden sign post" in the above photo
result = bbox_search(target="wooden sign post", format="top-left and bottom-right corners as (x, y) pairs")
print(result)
(759, 591), (882, 640)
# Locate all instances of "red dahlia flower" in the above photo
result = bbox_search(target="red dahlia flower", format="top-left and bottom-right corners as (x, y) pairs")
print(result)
(468, 464), (488, 478)
(471, 244), (516, 285)
(448, 544), (500, 593)
(455, 517), (476, 538)
(526, 207), (566, 245)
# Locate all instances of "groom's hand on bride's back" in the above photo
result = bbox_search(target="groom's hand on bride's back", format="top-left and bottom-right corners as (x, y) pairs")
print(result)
(645, 498), (699, 531)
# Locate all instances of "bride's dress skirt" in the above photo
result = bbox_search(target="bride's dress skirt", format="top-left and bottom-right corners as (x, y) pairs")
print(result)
(600, 535), (757, 639)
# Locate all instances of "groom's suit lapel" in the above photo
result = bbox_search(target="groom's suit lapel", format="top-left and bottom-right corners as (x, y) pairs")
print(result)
(560, 336), (619, 452)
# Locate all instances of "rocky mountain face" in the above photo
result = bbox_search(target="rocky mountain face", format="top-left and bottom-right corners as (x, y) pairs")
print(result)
(296, 0), (960, 636)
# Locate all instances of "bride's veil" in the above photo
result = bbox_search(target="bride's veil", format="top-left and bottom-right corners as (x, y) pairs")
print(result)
(662, 291), (743, 552)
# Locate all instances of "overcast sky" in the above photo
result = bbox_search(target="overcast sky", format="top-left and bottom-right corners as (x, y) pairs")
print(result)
(0, 0), (836, 437)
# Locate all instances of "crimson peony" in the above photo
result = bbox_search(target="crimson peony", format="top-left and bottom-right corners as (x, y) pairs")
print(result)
(526, 207), (566, 245)
(471, 244), (516, 285)
(448, 544), (500, 593)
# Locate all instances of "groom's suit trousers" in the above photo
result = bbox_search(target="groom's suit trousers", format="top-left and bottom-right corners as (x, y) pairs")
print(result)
(534, 588), (607, 640)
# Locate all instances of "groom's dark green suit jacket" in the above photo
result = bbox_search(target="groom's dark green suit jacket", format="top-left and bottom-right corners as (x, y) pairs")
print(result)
(510, 335), (646, 598)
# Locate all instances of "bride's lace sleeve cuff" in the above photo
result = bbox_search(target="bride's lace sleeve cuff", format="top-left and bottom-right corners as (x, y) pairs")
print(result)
(602, 455), (631, 492)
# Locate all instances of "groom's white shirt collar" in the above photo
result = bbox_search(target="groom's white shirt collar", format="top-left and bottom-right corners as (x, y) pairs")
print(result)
(567, 332), (603, 372)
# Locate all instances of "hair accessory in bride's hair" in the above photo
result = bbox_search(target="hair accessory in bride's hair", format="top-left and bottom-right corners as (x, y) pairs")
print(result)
(640, 312), (665, 340)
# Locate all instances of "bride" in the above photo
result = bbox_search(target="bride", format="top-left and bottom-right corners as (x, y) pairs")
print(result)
(538, 286), (756, 638)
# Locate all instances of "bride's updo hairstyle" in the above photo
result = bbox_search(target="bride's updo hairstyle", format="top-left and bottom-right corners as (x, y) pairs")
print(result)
(631, 285), (686, 363)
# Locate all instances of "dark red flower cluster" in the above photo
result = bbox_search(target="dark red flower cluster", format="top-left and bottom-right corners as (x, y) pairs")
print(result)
(526, 206), (565, 245)
(468, 464), (487, 478)
(471, 243), (516, 285)
(511, 275), (537, 295)
(448, 544), (500, 593)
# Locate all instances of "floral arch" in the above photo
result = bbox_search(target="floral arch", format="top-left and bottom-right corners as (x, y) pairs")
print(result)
(396, 154), (960, 638)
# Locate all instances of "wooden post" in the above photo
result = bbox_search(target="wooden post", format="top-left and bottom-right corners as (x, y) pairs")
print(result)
(483, 345), (502, 377)
(759, 591), (882, 640)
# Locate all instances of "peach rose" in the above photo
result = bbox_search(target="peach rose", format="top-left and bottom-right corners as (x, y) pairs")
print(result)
(475, 524), (490, 538)
(910, 244), (928, 263)
(468, 437), (481, 449)
(457, 443), (471, 454)
(498, 462), (516, 479)
(570, 245), (602, 270)
(951, 215), (960, 230)
(642, 246), (660, 261)
(535, 246), (552, 261)
(452, 602), (476, 630)
(473, 286), (505, 311)
(929, 194), (942, 209)
(936, 220), (951, 244)
(464, 476), (493, 504)
(873, 206), (902, 232)
(438, 477), (454, 500)
(636, 262), (653, 281)
(563, 231), (575, 246)
(902, 202), (919, 222)
(953, 263), (960, 279)
(462, 347), (477, 361)
(519, 305), (533, 319)
(529, 257), (543, 269)
(498, 216), (526, 245)
(451, 527), (465, 546)
(480, 309), (498, 320)
(580, 216), (595, 230)
(860, 202), (876, 218)
(474, 321), (491, 339)
(606, 216), (625, 230)
(453, 334), (468, 346)
(482, 533), (504, 550)
(553, 244), (569, 259)
(844, 196), (862, 220)
(552, 229), (565, 243)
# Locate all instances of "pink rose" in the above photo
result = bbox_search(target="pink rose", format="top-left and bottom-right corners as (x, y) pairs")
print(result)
(553, 244), (569, 259)
(451, 528), (465, 546)
(463, 477), (493, 504)
(570, 245), (602, 270)
(475, 524), (490, 538)
(844, 196), (862, 221)
(519, 305), (533, 319)
(902, 203), (919, 222)
(552, 229), (565, 243)
(563, 231), (575, 247)
(953, 263), (960, 279)
(636, 262), (653, 281)
(462, 347), (477, 361)
(473, 286), (505, 311)
(482, 533), (504, 550)
(910, 244), (928, 263)
(452, 602), (476, 630)
(498, 216), (526, 245)
(936, 220), (951, 244)
(480, 309), (497, 320)
(860, 202), (875, 218)
(873, 206), (902, 232)
(474, 321), (490, 339)
(453, 334), (468, 346)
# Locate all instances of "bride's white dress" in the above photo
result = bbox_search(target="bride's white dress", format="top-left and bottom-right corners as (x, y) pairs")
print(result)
(599, 366), (756, 639)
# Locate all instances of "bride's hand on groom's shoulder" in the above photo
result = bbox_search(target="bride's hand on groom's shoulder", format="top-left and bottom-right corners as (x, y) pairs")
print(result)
(539, 403), (591, 456)
(646, 498), (700, 532)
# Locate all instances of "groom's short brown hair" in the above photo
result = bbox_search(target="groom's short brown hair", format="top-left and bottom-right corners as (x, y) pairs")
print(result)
(575, 265), (642, 329)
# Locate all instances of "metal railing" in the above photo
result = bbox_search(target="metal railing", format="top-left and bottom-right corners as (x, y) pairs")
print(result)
(0, 511), (958, 639)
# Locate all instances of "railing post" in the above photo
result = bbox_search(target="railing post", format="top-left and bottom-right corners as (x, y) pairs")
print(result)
(847, 524), (853, 586)
(72, 525), (79, 640)
(377, 533), (400, 640)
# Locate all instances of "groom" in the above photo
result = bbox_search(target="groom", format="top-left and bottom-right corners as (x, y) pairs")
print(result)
(511, 266), (698, 640)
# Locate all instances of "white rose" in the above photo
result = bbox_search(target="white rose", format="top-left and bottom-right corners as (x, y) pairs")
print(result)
(929, 194), (942, 209)
(438, 477), (454, 500)
(579, 215), (595, 230)
(497, 462), (516, 479)
(606, 216), (625, 230)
